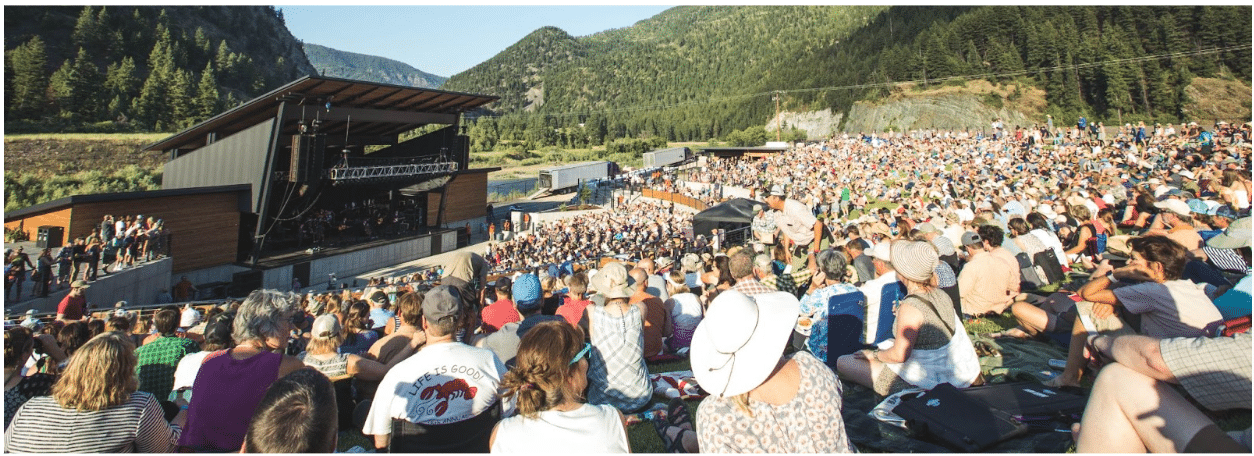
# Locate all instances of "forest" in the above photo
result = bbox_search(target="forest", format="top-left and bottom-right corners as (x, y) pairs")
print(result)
(451, 5), (1250, 152)
(4, 5), (316, 133)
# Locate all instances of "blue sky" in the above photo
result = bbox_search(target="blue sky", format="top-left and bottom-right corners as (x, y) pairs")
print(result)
(281, 5), (674, 78)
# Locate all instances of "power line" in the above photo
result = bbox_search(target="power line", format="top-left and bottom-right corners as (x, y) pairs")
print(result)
(465, 44), (1250, 121)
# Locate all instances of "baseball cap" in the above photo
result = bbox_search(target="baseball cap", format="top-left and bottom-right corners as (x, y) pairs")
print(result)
(310, 314), (341, 339)
(422, 285), (462, 323)
(512, 273), (542, 312)
(961, 231), (983, 247)
(768, 184), (785, 197)
(869, 242), (892, 262)
(1154, 199), (1191, 217)
(1211, 205), (1238, 220)
(1208, 217), (1251, 249)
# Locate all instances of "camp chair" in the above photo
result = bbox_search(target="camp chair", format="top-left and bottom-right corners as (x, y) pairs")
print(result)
(388, 402), (502, 453)
(868, 281), (905, 345)
(824, 291), (867, 367)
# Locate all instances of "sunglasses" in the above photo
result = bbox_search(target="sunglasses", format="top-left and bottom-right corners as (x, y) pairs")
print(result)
(569, 342), (592, 365)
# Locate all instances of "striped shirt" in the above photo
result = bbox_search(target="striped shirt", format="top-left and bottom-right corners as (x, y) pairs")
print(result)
(3, 392), (180, 453)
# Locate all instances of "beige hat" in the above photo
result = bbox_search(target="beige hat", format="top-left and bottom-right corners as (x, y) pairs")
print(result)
(891, 240), (939, 283)
(310, 314), (341, 339)
(590, 262), (635, 299)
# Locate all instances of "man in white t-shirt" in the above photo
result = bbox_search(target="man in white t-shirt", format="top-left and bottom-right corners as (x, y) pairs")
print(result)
(859, 242), (901, 345)
(363, 285), (507, 451)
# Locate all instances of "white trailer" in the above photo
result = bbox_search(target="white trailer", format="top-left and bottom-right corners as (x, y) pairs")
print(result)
(643, 147), (691, 168)
(532, 161), (617, 198)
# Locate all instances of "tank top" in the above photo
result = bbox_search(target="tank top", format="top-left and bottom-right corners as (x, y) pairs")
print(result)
(586, 304), (651, 413)
(178, 349), (282, 452)
(299, 351), (350, 379)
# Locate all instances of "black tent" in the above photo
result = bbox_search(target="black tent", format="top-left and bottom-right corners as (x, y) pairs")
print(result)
(692, 198), (763, 239)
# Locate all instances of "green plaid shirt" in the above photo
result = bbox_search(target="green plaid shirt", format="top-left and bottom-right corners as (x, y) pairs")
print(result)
(762, 268), (813, 298)
(134, 335), (200, 401)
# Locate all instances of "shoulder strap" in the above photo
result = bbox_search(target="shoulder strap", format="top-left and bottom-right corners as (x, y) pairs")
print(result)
(900, 292), (955, 335)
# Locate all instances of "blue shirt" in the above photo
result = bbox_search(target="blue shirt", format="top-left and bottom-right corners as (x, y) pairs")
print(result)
(368, 308), (394, 330)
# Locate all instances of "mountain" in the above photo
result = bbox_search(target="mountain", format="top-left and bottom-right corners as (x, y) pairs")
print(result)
(303, 43), (446, 89)
(445, 5), (1250, 144)
(4, 5), (317, 132)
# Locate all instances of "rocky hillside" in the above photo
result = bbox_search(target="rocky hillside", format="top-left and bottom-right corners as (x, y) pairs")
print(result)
(303, 43), (446, 89)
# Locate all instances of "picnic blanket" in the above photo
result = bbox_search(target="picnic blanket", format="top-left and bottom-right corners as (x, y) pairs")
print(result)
(841, 336), (1078, 453)
(648, 370), (705, 400)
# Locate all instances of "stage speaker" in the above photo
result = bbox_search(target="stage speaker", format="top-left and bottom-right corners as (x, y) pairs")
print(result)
(36, 226), (64, 249)
(290, 135), (326, 183)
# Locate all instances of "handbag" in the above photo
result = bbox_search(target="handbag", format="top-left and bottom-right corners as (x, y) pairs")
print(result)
(893, 382), (1028, 452)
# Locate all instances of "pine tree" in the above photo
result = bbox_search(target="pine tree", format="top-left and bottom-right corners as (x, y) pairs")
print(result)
(71, 6), (99, 49)
(48, 48), (104, 121)
(194, 62), (220, 122)
(104, 56), (140, 119)
(8, 36), (49, 120)
(168, 68), (193, 128)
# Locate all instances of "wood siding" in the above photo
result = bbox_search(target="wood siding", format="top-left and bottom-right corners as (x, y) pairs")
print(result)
(428, 172), (487, 224)
(3, 208), (71, 244)
(5, 191), (245, 274)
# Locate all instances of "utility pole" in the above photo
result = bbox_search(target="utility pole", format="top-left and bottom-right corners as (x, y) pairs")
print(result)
(773, 91), (782, 141)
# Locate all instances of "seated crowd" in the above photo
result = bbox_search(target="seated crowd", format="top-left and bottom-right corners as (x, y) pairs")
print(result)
(4, 121), (1251, 453)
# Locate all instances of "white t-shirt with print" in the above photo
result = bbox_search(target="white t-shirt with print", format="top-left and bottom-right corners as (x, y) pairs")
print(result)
(363, 342), (506, 433)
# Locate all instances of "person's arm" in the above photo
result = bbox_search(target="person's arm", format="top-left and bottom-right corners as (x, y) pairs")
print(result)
(134, 395), (182, 453)
(1089, 333), (1177, 383)
(34, 333), (67, 364)
(347, 354), (391, 381)
(1065, 224), (1092, 256)
(867, 302), (923, 364)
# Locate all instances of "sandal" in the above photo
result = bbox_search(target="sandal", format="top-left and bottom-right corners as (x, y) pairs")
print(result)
(667, 397), (691, 428)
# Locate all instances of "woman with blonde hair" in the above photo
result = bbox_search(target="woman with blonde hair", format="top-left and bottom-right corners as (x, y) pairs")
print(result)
(663, 270), (703, 352)
(489, 320), (630, 453)
(4, 332), (184, 452)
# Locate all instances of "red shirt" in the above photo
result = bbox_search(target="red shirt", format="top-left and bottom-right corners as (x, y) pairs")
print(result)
(57, 294), (86, 320)
(556, 296), (592, 327)
(480, 299), (520, 334)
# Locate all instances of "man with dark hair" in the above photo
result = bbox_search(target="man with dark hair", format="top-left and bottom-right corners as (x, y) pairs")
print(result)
(362, 285), (506, 452)
(845, 240), (874, 287)
(244, 368), (339, 453)
(957, 229), (1018, 316)
(135, 307), (201, 403)
(1047, 235), (1224, 388)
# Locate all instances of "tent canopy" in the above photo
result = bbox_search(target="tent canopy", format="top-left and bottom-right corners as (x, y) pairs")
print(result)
(692, 197), (764, 237)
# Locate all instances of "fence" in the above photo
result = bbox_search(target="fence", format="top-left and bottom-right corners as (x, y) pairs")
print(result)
(640, 188), (710, 211)
(487, 179), (539, 202)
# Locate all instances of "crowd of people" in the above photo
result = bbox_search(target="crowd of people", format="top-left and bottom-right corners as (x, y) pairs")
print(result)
(3, 117), (1251, 453)
(5, 214), (168, 303)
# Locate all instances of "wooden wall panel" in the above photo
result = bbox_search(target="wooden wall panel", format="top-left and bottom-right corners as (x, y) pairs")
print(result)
(71, 192), (244, 273)
(428, 172), (487, 224)
(3, 208), (72, 243)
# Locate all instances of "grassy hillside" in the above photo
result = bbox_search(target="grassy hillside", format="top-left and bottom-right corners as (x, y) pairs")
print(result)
(3, 133), (168, 211)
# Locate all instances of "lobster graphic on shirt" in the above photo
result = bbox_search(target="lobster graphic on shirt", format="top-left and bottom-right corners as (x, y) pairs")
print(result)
(420, 378), (478, 417)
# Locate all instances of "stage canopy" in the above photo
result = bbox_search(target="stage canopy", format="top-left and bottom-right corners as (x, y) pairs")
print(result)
(692, 197), (763, 237)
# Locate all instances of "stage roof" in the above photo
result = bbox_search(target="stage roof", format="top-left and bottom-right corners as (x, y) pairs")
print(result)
(144, 76), (498, 152)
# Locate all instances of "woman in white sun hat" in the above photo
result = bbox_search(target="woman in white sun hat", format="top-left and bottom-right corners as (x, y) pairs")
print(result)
(691, 290), (853, 453)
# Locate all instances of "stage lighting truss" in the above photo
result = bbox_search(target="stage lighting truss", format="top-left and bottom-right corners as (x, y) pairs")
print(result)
(327, 161), (459, 185)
